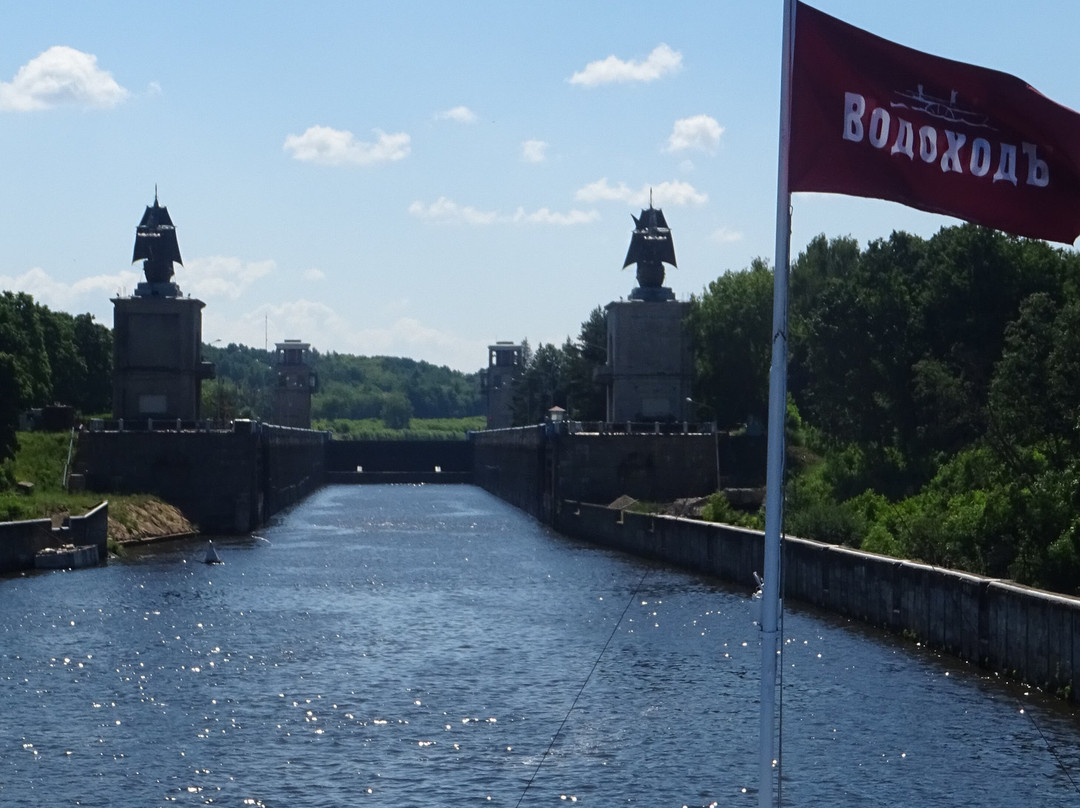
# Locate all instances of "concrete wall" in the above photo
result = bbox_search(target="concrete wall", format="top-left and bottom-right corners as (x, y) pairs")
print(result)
(0, 501), (108, 574)
(472, 426), (547, 520)
(471, 426), (765, 523)
(556, 431), (765, 503)
(76, 423), (326, 533)
(326, 439), (473, 474)
(261, 425), (328, 520)
(555, 502), (1080, 703)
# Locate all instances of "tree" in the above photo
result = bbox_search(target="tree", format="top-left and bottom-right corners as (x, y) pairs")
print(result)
(563, 306), (607, 421)
(0, 292), (52, 407)
(688, 258), (773, 428)
(380, 392), (414, 430)
(510, 342), (567, 425)
(73, 313), (112, 414)
(39, 310), (85, 407)
(0, 353), (19, 464)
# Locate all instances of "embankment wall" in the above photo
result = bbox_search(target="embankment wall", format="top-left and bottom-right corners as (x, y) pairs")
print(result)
(76, 423), (326, 533)
(472, 427), (547, 520)
(470, 427), (766, 522)
(556, 502), (1080, 703)
(0, 501), (109, 574)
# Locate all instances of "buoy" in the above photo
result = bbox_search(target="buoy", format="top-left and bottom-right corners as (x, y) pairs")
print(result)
(203, 541), (223, 564)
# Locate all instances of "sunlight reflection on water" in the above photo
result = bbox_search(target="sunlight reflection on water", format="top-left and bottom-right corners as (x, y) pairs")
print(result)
(0, 484), (1077, 807)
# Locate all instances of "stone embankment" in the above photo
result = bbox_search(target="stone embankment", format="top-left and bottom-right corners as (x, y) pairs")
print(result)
(0, 502), (109, 574)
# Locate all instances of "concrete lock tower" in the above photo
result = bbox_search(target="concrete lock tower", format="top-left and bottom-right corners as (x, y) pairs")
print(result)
(483, 341), (524, 429)
(274, 340), (316, 428)
(600, 202), (693, 423)
(112, 192), (214, 422)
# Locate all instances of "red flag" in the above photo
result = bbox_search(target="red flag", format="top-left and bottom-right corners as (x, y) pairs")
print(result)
(789, 2), (1080, 244)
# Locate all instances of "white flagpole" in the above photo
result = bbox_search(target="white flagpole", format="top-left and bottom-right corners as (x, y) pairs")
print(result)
(759, 2), (796, 807)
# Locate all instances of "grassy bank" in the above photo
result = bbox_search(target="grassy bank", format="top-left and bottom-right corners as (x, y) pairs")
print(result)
(1, 431), (194, 541)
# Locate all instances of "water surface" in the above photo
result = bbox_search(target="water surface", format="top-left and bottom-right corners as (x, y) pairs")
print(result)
(1, 484), (1077, 806)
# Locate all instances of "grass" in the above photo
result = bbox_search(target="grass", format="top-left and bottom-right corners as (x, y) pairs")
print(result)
(0, 432), (187, 534)
(0, 431), (88, 521)
(313, 416), (486, 440)
(11, 430), (72, 493)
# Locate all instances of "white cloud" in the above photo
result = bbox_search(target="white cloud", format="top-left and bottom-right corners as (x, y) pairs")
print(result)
(568, 43), (682, 87)
(408, 197), (498, 225)
(0, 46), (128, 111)
(409, 197), (598, 226)
(302, 268), (326, 281)
(283, 125), (410, 166)
(434, 105), (476, 123)
(180, 256), (275, 300)
(709, 226), (743, 244)
(575, 178), (636, 203)
(510, 207), (598, 225)
(665, 114), (724, 153)
(0, 266), (141, 310)
(575, 178), (707, 207)
(522, 139), (548, 163)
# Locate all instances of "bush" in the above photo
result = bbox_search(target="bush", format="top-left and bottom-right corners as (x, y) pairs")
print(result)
(784, 465), (865, 545)
(701, 492), (764, 530)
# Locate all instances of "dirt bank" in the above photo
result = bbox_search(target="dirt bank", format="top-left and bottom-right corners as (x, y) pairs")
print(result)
(108, 498), (195, 542)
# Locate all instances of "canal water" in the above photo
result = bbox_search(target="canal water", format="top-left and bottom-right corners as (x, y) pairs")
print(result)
(1, 484), (1078, 807)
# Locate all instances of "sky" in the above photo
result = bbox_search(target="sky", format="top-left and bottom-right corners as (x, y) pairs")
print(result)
(3, 1), (1080, 373)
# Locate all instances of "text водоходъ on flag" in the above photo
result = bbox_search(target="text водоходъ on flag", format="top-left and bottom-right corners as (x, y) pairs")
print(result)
(789, 1), (1080, 244)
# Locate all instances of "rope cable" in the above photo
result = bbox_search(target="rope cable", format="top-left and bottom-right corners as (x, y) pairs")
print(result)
(514, 566), (651, 808)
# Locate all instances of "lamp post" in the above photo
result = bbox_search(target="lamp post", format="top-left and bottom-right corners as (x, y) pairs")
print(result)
(686, 397), (721, 492)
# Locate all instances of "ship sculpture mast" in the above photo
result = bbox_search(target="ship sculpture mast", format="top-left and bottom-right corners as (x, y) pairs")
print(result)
(132, 187), (184, 296)
(622, 193), (677, 301)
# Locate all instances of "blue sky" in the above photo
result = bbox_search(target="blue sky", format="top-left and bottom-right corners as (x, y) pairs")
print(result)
(2, 1), (1079, 372)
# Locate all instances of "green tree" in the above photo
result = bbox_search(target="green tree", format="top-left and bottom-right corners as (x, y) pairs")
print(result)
(73, 313), (112, 413)
(688, 258), (774, 428)
(380, 391), (414, 430)
(0, 353), (19, 465)
(0, 292), (52, 407)
(510, 342), (567, 425)
(563, 306), (607, 421)
(40, 310), (85, 407)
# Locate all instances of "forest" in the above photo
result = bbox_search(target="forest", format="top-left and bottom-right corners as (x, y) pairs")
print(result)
(4, 223), (1080, 593)
(0, 296), (483, 481)
(509, 224), (1080, 595)
(0, 292), (112, 467)
(200, 345), (482, 427)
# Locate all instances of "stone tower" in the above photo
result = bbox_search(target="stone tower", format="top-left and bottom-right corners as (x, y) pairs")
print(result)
(273, 340), (316, 428)
(483, 341), (524, 429)
(600, 204), (692, 422)
(112, 193), (214, 422)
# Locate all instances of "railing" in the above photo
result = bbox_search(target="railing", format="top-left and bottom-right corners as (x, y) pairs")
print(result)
(87, 417), (240, 433)
(556, 420), (726, 436)
(473, 421), (734, 437)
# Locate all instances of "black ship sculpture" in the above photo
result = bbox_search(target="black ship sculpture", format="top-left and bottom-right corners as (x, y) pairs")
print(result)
(132, 189), (183, 296)
(622, 200), (677, 301)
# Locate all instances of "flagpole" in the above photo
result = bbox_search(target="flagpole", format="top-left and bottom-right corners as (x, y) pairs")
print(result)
(759, 2), (796, 807)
